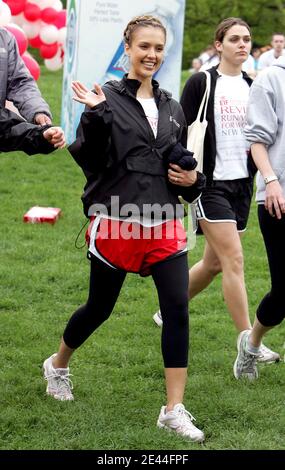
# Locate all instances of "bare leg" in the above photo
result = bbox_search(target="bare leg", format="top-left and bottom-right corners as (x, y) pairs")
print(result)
(189, 241), (221, 299)
(52, 338), (74, 369)
(249, 318), (273, 348)
(196, 221), (251, 332)
(165, 368), (187, 411)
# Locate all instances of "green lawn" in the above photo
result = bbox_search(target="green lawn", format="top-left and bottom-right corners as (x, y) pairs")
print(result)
(0, 68), (284, 451)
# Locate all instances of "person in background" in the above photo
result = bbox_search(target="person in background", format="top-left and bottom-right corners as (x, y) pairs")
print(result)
(42, 15), (205, 443)
(251, 47), (261, 72)
(189, 57), (202, 74)
(258, 33), (285, 70)
(199, 44), (217, 65)
(199, 44), (219, 71)
(0, 28), (52, 125)
(234, 56), (285, 380)
(153, 17), (280, 366)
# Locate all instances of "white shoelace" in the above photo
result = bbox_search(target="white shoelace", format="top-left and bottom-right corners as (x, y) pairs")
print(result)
(239, 352), (257, 374)
(176, 407), (196, 426)
(45, 372), (74, 393)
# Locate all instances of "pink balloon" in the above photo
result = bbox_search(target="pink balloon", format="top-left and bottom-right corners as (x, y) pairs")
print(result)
(22, 52), (40, 80)
(54, 9), (66, 29)
(3, 0), (26, 16)
(40, 42), (59, 59)
(5, 24), (28, 56)
(41, 7), (58, 24)
(24, 2), (41, 22)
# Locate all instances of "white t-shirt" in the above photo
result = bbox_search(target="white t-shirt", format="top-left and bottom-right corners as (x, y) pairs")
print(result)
(258, 48), (285, 70)
(137, 97), (158, 137)
(213, 73), (250, 180)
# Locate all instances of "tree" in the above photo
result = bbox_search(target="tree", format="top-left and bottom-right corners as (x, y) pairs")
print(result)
(182, 0), (285, 68)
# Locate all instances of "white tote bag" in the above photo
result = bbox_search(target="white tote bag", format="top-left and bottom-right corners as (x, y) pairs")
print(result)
(186, 71), (211, 172)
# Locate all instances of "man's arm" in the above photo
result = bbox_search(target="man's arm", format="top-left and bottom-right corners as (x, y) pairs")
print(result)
(5, 30), (52, 123)
(0, 107), (64, 154)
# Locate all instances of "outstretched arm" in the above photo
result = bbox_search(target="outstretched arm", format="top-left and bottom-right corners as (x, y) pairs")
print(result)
(0, 107), (64, 154)
(43, 127), (65, 149)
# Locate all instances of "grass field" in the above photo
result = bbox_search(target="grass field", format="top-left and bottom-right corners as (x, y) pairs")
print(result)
(0, 68), (285, 452)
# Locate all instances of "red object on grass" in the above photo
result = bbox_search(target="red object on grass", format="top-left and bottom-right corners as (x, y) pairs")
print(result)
(23, 206), (62, 224)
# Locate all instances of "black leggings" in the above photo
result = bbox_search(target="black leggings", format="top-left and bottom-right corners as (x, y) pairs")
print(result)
(63, 253), (189, 367)
(256, 205), (285, 326)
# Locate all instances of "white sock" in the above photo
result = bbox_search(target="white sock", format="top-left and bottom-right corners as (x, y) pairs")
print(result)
(247, 336), (260, 355)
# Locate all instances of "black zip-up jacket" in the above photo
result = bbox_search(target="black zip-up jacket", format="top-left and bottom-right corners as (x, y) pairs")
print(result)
(0, 106), (54, 154)
(180, 65), (256, 185)
(69, 75), (203, 218)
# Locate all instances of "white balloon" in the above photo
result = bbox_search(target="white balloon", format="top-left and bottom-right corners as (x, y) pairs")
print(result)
(53, 0), (63, 12)
(57, 26), (66, 46)
(44, 50), (63, 71)
(39, 24), (59, 44)
(22, 20), (41, 39)
(40, 0), (58, 8)
(12, 13), (26, 27)
(0, 2), (11, 26)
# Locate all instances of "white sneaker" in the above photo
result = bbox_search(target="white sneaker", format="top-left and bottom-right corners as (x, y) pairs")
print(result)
(153, 310), (163, 327)
(43, 353), (74, 401)
(157, 403), (205, 442)
(257, 344), (280, 364)
(233, 330), (259, 380)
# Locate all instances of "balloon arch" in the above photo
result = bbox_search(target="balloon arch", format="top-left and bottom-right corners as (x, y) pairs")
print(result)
(0, 0), (67, 80)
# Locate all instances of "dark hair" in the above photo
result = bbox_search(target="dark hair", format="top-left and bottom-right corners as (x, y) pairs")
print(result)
(271, 32), (285, 40)
(123, 15), (166, 46)
(215, 17), (251, 43)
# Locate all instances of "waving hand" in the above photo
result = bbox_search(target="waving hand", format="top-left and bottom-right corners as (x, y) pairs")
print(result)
(72, 81), (106, 108)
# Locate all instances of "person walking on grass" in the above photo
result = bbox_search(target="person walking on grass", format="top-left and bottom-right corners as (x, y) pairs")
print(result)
(234, 56), (285, 380)
(42, 15), (206, 443)
(153, 17), (280, 365)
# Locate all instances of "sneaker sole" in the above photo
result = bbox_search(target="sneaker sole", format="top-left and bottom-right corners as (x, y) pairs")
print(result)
(157, 421), (205, 443)
(233, 331), (245, 380)
(257, 356), (280, 364)
(153, 313), (163, 327)
(46, 389), (74, 401)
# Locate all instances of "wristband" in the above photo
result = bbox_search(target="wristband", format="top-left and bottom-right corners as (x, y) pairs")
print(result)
(264, 175), (278, 185)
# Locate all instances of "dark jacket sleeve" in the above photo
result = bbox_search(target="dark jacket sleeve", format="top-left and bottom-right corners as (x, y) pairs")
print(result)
(168, 98), (206, 203)
(68, 100), (113, 176)
(0, 107), (54, 154)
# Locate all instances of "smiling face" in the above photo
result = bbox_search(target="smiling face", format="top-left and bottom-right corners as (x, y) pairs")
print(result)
(125, 26), (166, 82)
(215, 24), (252, 67)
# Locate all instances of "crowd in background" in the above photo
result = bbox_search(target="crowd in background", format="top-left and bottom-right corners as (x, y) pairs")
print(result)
(189, 32), (285, 79)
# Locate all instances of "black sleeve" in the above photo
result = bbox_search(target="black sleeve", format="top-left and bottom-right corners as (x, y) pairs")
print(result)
(0, 108), (54, 155)
(68, 100), (113, 174)
(180, 72), (206, 126)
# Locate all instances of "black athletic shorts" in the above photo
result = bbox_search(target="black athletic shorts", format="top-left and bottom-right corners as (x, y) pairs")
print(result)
(196, 178), (253, 232)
